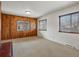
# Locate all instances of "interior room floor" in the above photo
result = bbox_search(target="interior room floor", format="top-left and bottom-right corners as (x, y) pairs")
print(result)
(1, 37), (79, 57)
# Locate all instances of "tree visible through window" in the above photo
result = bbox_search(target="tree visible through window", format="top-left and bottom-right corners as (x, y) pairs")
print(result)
(59, 11), (79, 33)
(17, 20), (30, 31)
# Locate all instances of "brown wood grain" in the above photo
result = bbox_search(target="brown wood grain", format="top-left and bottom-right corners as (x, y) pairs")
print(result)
(2, 14), (10, 40)
(0, 2), (1, 40)
(1, 13), (37, 40)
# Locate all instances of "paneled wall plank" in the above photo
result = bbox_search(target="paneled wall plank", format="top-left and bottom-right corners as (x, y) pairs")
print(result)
(1, 14), (37, 40)
(0, 2), (1, 40)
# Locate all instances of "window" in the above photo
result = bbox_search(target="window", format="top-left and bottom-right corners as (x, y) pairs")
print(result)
(39, 19), (47, 31)
(59, 11), (79, 33)
(17, 20), (30, 31)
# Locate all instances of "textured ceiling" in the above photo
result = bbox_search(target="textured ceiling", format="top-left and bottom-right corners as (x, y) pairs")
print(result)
(2, 1), (78, 18)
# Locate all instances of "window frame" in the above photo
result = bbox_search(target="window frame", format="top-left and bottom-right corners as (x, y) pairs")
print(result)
(59, 11), (79, 34)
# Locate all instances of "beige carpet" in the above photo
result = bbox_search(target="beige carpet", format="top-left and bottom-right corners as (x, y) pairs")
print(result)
(12, 37), (79, 57)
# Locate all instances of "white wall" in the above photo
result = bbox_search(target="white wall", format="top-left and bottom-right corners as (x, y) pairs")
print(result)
(38, 3), (79, 50)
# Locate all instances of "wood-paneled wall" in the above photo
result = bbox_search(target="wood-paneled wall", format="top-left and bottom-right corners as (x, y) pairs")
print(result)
(2, 14), (10, 40)
(0, 2), (1, 40)
(1, 13), (37, 40)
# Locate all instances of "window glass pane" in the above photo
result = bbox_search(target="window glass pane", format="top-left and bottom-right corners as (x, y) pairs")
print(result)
(17, 21), (30, 31)
(60, 15), (71, 32)
(39, 19), (47, 31)
(72, 13), (79, 32)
